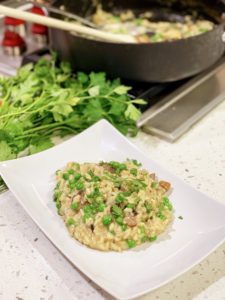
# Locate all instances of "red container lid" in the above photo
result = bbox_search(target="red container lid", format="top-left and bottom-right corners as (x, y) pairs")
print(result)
(31, 6), (48, 35)
(2, 30), (25, 47)
(4, 16), (25, 26)
(31, 6), (46, 16)
(32, 23), (48, 35)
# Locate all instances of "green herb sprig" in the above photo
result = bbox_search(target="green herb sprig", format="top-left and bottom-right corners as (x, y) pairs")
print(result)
(0, 56), (146, 191)
(0, 57), (145, 161)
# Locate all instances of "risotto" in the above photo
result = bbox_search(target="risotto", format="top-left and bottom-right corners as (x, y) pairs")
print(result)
(91, 7), (214, 43)
(53, 159), (173, 251)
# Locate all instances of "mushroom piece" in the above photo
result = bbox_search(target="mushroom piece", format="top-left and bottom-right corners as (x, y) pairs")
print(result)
(159, 180), (171, 192)
(124, 216), (137, 227)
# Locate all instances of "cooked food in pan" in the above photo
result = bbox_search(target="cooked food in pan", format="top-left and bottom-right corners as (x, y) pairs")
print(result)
(53, 159), (173, 251)
(91, 6), (214, 43)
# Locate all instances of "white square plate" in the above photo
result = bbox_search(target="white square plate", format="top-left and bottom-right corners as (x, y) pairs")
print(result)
(0, 119), (225, 300)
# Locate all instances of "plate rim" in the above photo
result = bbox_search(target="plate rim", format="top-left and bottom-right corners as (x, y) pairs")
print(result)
(0, 119), (225, 300)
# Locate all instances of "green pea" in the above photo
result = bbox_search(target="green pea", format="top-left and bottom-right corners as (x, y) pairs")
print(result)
(102, 215), (112, 226)
(63, 173), (69, 180)
(127, 239), (136, 248)
(68, 169), (75, 175)
(75, 181), (84, 190)
(98, 203), (106, 212)
(74, 173), (81, 181)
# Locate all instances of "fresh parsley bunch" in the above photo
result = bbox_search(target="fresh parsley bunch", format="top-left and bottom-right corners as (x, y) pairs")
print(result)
(0, 56), (145, 162)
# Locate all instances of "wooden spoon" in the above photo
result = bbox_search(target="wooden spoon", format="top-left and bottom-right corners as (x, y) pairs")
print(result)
(0, 4), (136, 43)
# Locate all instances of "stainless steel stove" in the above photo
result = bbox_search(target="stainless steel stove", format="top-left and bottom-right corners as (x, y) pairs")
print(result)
(1, 2), (225, 143)
(138, 58), (225, 141)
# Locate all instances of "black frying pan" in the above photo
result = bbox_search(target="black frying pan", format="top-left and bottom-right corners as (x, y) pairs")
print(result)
(49, 0), (225, 82)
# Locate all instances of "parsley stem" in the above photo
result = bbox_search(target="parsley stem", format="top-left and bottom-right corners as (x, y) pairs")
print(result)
(23, 122), (63, 134)
(0, 100), (42, 120)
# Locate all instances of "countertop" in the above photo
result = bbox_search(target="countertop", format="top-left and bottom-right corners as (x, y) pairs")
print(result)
(0, 100), (225, 300)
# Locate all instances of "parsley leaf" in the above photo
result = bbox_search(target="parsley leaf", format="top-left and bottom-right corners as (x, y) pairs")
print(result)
(0, 55), (146, 188)
(0, 141), (16, 161)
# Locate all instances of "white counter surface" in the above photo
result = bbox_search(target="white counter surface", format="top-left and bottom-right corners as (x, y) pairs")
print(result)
(0, 101), (225, 300)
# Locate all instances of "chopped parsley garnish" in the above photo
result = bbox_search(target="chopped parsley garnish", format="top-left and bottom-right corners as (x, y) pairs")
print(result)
(157, 212), (166, 220)
(163, 196), (173, 211)
(71, 202), (79, 211)
(131, 159), (142, 167)
(115, 216), (124, 225)
(67, 218), (75, 226)
(149, 236), (157, 242)
(53, 190), (62, 202)
(121, 224), (127, 231)
(68, 180), (76, 189)
(56, 201), (61, 211)
(111, 205), (123, 217)
(127, 203), (135, 209)
(130, 168), (138, 176)
(178, 215), (183, 220)
(151, 182), (158, 188)
(141, 236), (148, 243)
(115, 193), (125, 204)
(125, 178), (147, 192)
(87, 187), (101, 199)
(109, 161), (127, 174)
(144, 202), (152, 213)
(122, 191), (133, 197)
(88, 170), (101, 182)
(139, 225), (145, 234)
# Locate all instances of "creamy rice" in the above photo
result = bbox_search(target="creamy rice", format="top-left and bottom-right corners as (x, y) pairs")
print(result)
(53, 160), (173, 251)
(91, 7), (214, 43)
